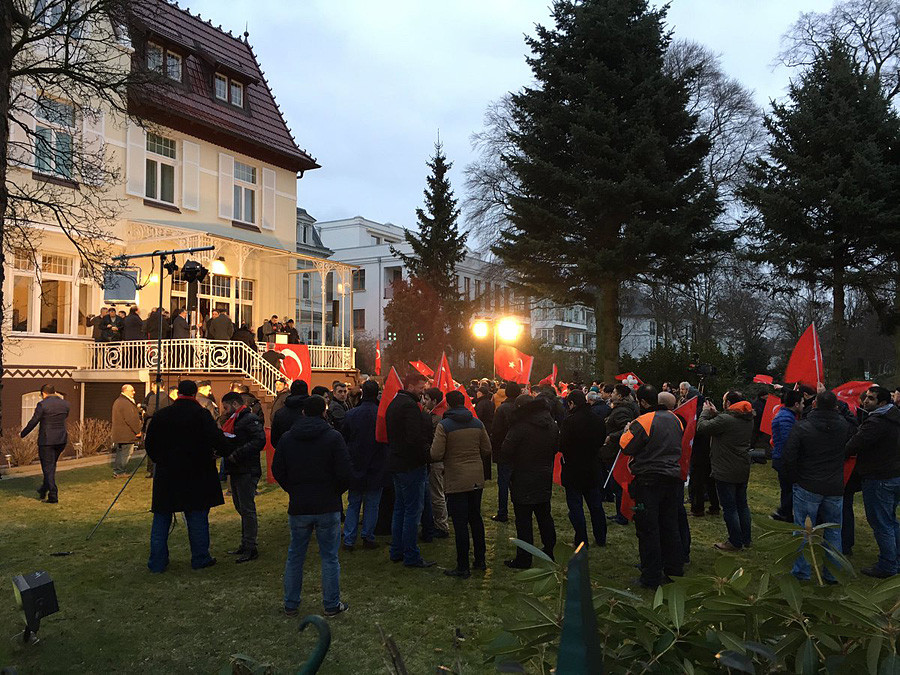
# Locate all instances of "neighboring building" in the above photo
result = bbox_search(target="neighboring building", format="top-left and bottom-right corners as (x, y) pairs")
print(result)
(3, 0), (354, 434)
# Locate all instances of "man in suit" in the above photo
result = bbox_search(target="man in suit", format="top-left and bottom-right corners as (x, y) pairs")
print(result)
(206, 309), (235, 341)
(171, 307), (191, 338)
(122, 306), (144, 341)
(111, 384), (142, 477)
(21, 384), (71, 503)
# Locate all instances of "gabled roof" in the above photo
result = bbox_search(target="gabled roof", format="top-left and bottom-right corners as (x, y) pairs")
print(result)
(129, 0), (318, 173)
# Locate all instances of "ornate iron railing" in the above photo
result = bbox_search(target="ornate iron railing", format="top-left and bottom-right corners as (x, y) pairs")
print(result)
(84, 339), (352, 396)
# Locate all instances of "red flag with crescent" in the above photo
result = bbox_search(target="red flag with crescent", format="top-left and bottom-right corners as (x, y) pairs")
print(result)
(375, 340), (382, 376)
(274, 344), (311, 385)
(832, 381), (872, 413)
(784, 324), (824, 387)
(434, 352), (455, 393)
(409, 360), (434, 378)
(494, 345), (533, 385)
(376, 367), (403, 443)
(759, 394), (782, 437)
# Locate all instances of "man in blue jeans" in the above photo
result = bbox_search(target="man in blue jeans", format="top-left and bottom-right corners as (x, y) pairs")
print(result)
(144, 380), (230, 573)
(847, 385), (900, 578)
(385, 372), (435, 568)
(770, 390), (804, 522)
(781, 391), (853, 582)
(491, 382), (521, 522)
(559, 390), (606, 547)
(273, 395), (354, 616)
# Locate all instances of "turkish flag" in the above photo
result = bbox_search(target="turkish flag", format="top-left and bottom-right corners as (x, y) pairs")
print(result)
(409, 360), (434, 378)
(375, 340), (382, 376)
(432, 384), (479, 419)
(376, 367), (403, 443)
(832, 381), (872, 413)
(676, 397), (699, 481)
(434, 352), (455, 393)
(538, 363), (558, 387)
(753, 374), (774, 384)
(274, 344), (311, 385)
(759, 394), (782, 437)
(844, 457), (857, 485)
(495, 345), (534, 385)
(784, 324), (824, 387)
(612, 452), (636, 521)
(616, 372), (643, 389)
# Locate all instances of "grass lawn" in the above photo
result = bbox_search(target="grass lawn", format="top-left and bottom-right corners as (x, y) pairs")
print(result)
(0, 460), (881, 673)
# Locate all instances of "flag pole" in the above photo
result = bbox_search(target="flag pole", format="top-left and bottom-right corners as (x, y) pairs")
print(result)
(603, 449), (621, 490)
(812, 322), (822, 384)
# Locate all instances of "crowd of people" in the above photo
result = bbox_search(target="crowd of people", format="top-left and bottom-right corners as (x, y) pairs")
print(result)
(86, 307), (304, 349)
(18, 368), (900, 616)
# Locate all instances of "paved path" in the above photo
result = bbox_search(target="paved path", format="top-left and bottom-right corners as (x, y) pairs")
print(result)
(1, 451), (146, 479)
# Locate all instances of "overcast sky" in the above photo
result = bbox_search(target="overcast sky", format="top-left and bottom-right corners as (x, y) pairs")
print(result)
(185, 0), (837, 226)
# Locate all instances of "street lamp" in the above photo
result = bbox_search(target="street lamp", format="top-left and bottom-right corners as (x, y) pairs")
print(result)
(472, 316), (524, 379)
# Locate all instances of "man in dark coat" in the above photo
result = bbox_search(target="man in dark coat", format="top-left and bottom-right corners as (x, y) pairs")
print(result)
(234, 384), (265, 425)
(144, 379), (230, 572)
(273, 395), (354, 617)
(490, 381), (521, 523)
(271, 380), (290, 419)
(341, 380), (388, 550)
(91, 308), (107, 341)
(143, 308), (163, 340)
(170, 307), (190, 338)
(221, 391), (267, 563)
(602, 384), (639, 525)
(122, 306), (144, 340)
(474, 385), (495, 481)
(111, 384), (142, 477)
(206, 309), (235, 341)
(231, 323), (258, 351)
(385, 371), (435, 568)
(560, 390), (606, 548)
(285, 318), (301, 344)
(536, 385), (566, 425)
(782, 391), (853, 582)
(328, 381), (350, 431)
(195, 381), (219, 420)
(271, 380), (309, 447)
(499, 394), (559, 569)
(20, 384), (70, 503)
(142, 381), (172, 478)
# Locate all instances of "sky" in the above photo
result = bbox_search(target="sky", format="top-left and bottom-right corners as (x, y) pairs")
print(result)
(183, 0), (838, 227)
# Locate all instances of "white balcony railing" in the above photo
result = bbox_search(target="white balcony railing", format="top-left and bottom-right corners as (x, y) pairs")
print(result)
(85, 339), (354, 396)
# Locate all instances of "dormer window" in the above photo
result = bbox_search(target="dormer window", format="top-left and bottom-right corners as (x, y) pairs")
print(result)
(147, 42), (182, 82)
(214, 73), (244, 108)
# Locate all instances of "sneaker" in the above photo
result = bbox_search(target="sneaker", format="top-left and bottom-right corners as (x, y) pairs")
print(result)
(862, 565), (894, 579)
(714, 541), (741, 552)
(236, 549), (259, 563)
(769, 512), (790, 522)
(283, 606), (299, 617)
(444, 568), (471, 578)
(491, 514), (508, 523)
(324, 601), (349, 617)
(362, 540), (379, 550)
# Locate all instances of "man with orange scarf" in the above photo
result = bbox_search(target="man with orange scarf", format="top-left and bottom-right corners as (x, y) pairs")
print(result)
(698, 391), (755, 552)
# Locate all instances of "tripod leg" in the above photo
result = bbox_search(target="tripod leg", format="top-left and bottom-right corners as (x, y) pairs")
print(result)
(86, 453), (147, 540)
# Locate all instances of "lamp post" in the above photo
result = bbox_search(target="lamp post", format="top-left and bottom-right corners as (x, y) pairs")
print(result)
(472, 316), (524, 379)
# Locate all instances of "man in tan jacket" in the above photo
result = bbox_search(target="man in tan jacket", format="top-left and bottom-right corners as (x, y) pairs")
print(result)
(111, 384), (142, 477)
(430, 390), (492, 579)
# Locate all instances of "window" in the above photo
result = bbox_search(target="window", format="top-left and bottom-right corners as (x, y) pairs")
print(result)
(215, 74), (228, 100)
(475, 279), (481, 302)
(42, 254), (72, 276)
(302, 273), (310, 300)
(371, 235), (381, 245)
(147, 43), (181, 81)
(352, 269), (366, 291)
(464, 277), (470, 300)
(12, 276), (31, 332)
(146, 43), (163, 72)
(77, 283), (91, 336)
(40, 279), (72, 334)
(353, 309), (365, 331)
(484, 282), (491, 310)
(166, 52), (182, 82)
(12, 253), (77, 335)
(35, 96), (74, 178)
(13, 250), (34, 271)
(211, 275), (231, 298)
(34, 0), (63, 28)
(145, 133), (177, 204)
(232, 160), (256, 223)
(326, 272), (334, 303)
(22, 392), (43, 429)
(230, 81), (243, 107)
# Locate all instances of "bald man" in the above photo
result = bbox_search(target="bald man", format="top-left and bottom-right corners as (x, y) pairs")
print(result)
(111, 384), (142, 477)
(657, 388), (691, 566)
(659, 392), (677, 410)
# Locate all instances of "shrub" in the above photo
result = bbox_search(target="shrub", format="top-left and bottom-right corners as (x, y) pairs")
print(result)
(68, 418), (112, 457)
(1, 430), (38, 466)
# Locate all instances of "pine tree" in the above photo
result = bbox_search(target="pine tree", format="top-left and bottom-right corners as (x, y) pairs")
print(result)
(740, 41), (900, 379)
(491, 0), (724, 380)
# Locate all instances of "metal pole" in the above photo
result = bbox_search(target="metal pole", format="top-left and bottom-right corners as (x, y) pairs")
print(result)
(492, 320), (496, 381)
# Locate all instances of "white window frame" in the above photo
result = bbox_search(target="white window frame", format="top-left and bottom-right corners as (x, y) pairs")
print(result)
(166, 51), (182, 82)
(146, 42), (163, 73)
(214, 73), (227, 100)
(34, 95), (74, 179)
(9, 251), (83, 337)
(229, 80), (243, 107)
(232, 160), (256, 224)
(144, 132), (178, 205)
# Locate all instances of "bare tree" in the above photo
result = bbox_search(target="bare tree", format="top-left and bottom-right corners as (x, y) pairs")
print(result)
(780, 0), (900, 101)
(2, 0), (157, 428)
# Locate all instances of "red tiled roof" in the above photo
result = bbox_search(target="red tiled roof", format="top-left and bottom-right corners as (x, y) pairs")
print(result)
(129, 0), (318, 173)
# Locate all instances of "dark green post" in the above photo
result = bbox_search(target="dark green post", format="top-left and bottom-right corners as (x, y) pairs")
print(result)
(556, 543), (603, 674)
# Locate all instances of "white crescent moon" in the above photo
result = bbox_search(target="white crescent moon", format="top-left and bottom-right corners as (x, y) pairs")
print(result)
(283, 349), (303, 379)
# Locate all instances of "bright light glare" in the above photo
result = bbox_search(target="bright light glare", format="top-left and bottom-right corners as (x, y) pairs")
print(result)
(211, 258), (227, 275)
(497, 317), (523, 342)
(472, 320), (490, 339)
(148, 273), (160, 284)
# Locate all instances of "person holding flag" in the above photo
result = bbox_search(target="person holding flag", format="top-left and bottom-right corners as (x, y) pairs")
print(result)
(770, 390), (804, 522)
(618, 384), (685, 589)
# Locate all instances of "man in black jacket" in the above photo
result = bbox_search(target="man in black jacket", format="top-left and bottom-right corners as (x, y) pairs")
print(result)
(144, 380), (230, 572)
(782, 391), (852, 582)
(170, 308), (190, 338)
(122, 306), (144, 341)
(847, 385), (900, 578)
(21, 384), (70, 503)
(491, 381), (521, 523)
(560, 390), (607, 548)
(273, 395), (353, 617)
(386, 372), (435, 568)
(221, 391), (267, 563)
(271, 380), (309, 447)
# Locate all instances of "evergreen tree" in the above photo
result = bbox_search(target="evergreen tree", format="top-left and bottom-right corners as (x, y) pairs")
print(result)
(492, 0), (724, 380)
(740, 41), (900, 380)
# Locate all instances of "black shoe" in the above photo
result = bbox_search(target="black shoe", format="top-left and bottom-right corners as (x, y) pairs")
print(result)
(444, 568), (471, 578)
(862, 565), (895, 579)
(473, 561), (487, 571)
(227, 547), (246, 555)
(433, 530), (450, 539)
(404, 559), (436, 568)
(283, 606), (299, 617)
(504, 559), (531, 570)
(612, 516), (629, 526)
(634, 577), (659, 590)
(342, 543), (355, 552)
(194, 558), (217, 570)
(36, 487), (47, 500)
(324, 601), (349, 617)
(46, 497), (58, 504)
(390, 556), (403, 563)
(491, 514), (508, 523)
(236, 549), (259, 564)
(362, 540), (379, 550)
(769, 512), (790, 522)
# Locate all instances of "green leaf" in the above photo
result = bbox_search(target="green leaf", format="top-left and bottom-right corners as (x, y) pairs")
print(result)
(777, 575), (803, 614)
(868, 636), (883, 675)
(515, 567), (555, 582)
(668, 584), (685, 630)
(878, 653), (900, 675)
(758, 572), (770, 597)
(533, 573), (558, 597)
(869, 575), (900, 603)
(744, 641), (777, 663)
(652, 585), (663, 609)
(683, 658), (696, 675)
(509, 538), (554, 564)
(796, 637), (818, 675)
(716, 650), (755, 673)
(714, 555), (741, 578)
(519, 596), (559, 627)
(718, 631), (748, 655)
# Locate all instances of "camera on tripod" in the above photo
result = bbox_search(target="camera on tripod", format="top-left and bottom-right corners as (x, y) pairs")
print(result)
(687, 354), (717, 378)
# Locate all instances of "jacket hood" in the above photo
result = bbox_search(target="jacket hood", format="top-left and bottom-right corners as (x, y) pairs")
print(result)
(284, 394), (309, 410)
(443, 407), (473, 423)
(514, 398), (555, 428)
(289, 415), (333, 439)
(876, 405), (900, 425)
(726, 401), (754, 419)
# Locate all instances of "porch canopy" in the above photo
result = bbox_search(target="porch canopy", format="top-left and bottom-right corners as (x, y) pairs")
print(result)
(127, 219), (356, 352)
